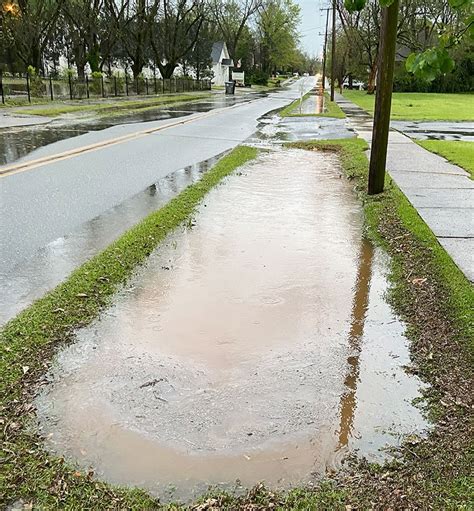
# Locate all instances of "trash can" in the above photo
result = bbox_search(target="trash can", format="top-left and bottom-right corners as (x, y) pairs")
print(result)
(225, 81), (235, 95)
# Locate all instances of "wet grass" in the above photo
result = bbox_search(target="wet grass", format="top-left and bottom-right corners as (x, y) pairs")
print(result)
(342, 90), (474, 121)
(0, 97), (50, 108)
(0, 146), (259, 510)
(418, 140), (474, 179)
(279, 92), (345, 119)
(14, 93), (212, 118)
(290, 138), (473, 508)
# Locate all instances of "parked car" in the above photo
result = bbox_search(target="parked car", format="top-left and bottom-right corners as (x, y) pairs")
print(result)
(342, 79), (366, 90)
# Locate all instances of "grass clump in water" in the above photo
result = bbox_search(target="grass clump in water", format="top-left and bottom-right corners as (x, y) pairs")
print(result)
(15, 93), (212, 117)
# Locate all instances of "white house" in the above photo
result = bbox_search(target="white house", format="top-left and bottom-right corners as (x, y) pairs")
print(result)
(211, 42), (233, 86)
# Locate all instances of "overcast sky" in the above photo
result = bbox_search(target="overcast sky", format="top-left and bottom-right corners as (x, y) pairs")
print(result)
(295, 0), (330, 58)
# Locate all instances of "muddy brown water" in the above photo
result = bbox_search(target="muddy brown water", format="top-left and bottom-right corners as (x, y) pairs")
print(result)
(36, 149), (427, 501)
(297, 94), (325, 115)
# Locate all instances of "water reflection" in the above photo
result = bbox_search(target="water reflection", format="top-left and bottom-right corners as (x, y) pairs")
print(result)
(391, 120), (474, 141)
(0, 94), (257, 166)
(338, 238), (374, 448)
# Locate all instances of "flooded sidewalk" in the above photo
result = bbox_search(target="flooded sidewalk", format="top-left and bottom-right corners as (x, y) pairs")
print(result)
(36, 149), (427, 501)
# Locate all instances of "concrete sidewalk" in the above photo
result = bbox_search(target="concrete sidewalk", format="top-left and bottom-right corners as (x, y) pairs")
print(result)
(335, 92), (473, 282)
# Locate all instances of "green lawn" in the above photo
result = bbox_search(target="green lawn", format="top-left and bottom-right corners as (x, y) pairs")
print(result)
(342, 90), (474, 121)
(418, 140), (474, 179)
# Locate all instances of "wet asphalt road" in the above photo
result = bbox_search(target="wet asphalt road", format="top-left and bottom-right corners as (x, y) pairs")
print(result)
(0, 78), (314, 274)
(0, 93), (261, 166)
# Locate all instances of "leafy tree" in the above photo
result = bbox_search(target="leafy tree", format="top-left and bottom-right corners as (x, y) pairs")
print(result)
(342, 0), (474, 195)
(256, 0), (301, 74)
(180, 20), (214, 79)
(1, 0), (64, 71)
(107, 0), (159, 78)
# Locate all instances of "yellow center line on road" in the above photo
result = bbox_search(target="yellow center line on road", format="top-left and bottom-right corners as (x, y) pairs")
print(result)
(0, 99), (262, 179)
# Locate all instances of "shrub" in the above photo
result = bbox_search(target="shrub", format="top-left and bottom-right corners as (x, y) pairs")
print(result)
(246, 69), (269, 86)
(90, 71), (103, 96)
(27, 65), (45, 98)
(393, 56), (474, 93)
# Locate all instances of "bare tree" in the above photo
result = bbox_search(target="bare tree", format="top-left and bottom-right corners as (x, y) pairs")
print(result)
(107, 0), (160, 78)
(62, 0), (104, 77)
(150, 0), (206, 79)
(209, 0), (262, 61)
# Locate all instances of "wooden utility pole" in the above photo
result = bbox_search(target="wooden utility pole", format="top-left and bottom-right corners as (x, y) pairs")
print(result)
(321, 8), (330, 93)
(330, 0), (336, 101)
(368, 0), (400, 194)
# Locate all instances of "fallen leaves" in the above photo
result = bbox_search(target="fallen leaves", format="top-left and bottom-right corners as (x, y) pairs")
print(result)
(411, 277), (427, 286)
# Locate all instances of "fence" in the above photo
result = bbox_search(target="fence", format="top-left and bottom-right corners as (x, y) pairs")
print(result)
(0, 71), (212, 104)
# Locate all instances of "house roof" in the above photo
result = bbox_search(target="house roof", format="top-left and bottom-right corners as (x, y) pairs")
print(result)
(211, 42), (226, 65)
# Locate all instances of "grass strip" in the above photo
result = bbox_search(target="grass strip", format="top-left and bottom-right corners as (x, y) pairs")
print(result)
(14, 93), (212, 117)
(0, 145), (258, 510)
(418, 139), (474, 179)
(289, 138), (473, 509)
(279, 92), (345, 119)
(342, 90), (474, 121)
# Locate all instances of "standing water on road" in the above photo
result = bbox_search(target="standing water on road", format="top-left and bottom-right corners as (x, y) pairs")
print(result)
(0, 93), (258, 165)
(36, 149), (428, 501)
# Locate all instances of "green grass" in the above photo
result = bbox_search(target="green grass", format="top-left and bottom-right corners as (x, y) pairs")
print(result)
(418, 140), (474, 179)
(279, 92), (345, 118)
(14, 93), (212, 117)
(342, 90), (474, 121)
(0, 146), (259, 510)
(0, 97), (49, 108)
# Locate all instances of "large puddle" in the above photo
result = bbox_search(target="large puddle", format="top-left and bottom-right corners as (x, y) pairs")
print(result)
(36, 149), (427, 501)
(391, 120), (474, 141)
(248, 114), (354, 148)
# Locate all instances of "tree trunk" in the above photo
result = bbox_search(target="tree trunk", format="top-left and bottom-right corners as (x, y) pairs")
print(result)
(73, 43), (86, 80)
(368, 0), (400, 195)
(330, 0), (336, 101)
(131, 59), (143, 79)
(31, 42), (42, 71)
(76, 62), (85, 80)
(158, 62), (177, 79)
